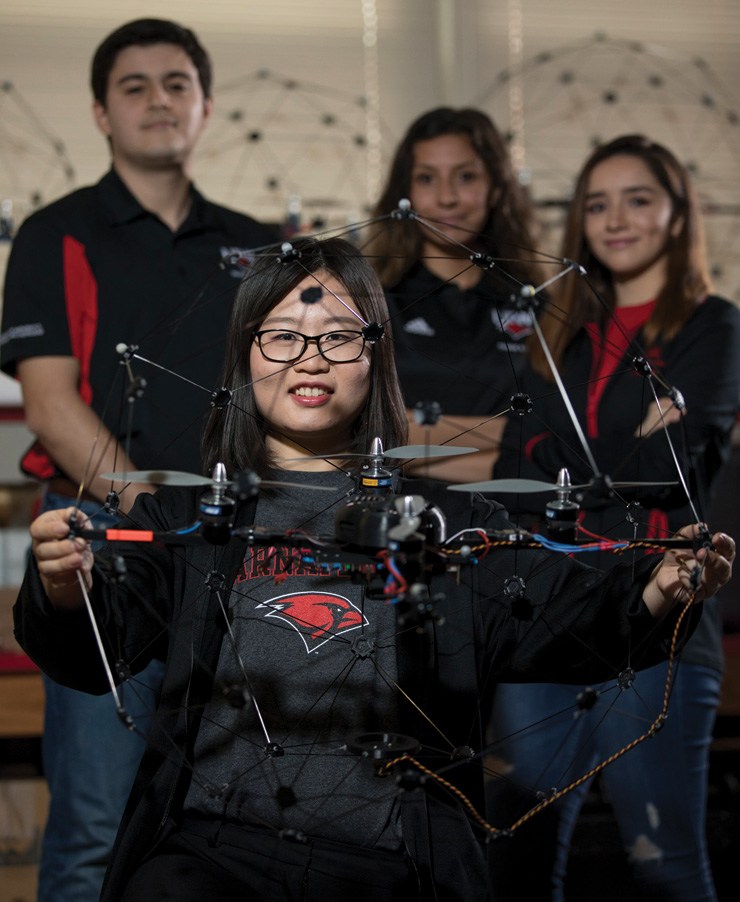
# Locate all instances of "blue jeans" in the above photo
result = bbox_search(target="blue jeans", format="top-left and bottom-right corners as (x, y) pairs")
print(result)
(37, 492), (165, 902)
(487, 661), (721, 901)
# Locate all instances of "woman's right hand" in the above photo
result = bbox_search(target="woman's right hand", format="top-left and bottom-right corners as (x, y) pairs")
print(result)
(30, 507), (93, 608)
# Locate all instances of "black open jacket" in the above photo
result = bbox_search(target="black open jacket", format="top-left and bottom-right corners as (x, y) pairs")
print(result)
(14, 478), (693, 900)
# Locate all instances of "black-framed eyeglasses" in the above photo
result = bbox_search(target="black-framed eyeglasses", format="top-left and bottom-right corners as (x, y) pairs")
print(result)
(253, 329), (368, 364)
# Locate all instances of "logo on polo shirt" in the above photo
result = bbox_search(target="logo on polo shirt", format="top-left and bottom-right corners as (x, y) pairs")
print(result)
(221, 247), (258, 278)
(0, 323), (45, 346)
(497, 309), (534, 341)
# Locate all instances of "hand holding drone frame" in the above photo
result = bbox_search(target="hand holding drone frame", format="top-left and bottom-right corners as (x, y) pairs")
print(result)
(30, 507), (94, 608)
(641, 523), (735, 617)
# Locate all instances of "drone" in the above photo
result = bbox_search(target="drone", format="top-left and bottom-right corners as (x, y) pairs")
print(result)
(49, 227), (720, 842)
(64, 436), (708, 795)
(70, 438), (704, 613)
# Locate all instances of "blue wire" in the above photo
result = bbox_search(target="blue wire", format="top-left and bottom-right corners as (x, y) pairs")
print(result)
(530, 533), (629, 554)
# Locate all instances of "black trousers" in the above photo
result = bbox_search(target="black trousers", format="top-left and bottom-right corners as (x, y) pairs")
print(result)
(121, 818), (417, 902)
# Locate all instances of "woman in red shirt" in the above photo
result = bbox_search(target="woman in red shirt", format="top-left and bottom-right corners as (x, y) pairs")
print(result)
(489, 134), (740, 901)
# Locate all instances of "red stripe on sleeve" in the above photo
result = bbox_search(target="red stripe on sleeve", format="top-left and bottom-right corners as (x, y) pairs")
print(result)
(21, 238), (99, 481)
(62, 236), (98, 405)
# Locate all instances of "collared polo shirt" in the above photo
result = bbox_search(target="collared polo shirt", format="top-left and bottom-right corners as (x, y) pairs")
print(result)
(384, 263), (535, 417)
(1, 169), (276, 476)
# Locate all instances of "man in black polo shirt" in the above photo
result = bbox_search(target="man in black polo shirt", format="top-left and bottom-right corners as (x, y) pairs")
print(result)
(0, 19), (275, 902)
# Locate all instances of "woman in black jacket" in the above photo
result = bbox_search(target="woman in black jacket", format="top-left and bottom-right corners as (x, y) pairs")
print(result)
(490, 135), (740, 901)
(365, 107), (545, 483)
(17, 236), (733, 901)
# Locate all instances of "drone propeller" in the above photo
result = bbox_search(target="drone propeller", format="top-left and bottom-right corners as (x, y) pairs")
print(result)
(99, 470), (336, 493)
(102, 469), (215, 487)
(278, 444), (479, 462)
(384, 444), (478, 459)
(387, 495), (425, 541)
(447, 477), (678, 494)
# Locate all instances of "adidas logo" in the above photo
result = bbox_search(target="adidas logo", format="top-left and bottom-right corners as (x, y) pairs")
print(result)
(403, 317), (435, 336)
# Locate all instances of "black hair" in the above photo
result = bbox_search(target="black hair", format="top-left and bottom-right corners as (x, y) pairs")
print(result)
(367, 106), (540, 287)
(202, 237), (408, 477)
(90, 18), (212, 105)
(531, 134), (711, 378)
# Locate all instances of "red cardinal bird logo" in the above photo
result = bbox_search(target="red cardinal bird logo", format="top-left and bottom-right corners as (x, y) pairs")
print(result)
(258, 592), (367, 653)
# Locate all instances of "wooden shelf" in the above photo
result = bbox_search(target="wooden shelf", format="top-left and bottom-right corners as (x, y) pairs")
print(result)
(0, 673), (43, 738)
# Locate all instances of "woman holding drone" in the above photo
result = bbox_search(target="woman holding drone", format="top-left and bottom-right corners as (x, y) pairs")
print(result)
(16, 236), (734, 901)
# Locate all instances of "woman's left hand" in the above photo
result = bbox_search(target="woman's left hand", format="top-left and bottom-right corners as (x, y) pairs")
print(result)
(642, 524), (735, 617)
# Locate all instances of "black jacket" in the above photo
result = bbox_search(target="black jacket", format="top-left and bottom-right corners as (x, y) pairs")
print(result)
(495, 293), (740, 671)
(14, 479), (691, 900)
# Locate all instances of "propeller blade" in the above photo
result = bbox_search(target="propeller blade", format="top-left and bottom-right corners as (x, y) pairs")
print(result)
(101, 470), (336, 492)
(276, 453), (373, 462)
(608, 481), (678, 489)
(101, 470), (212, 486)
(384, 445), (479, 459)
(448, 478), (561, 494)
(279, 444), (479, 463)
(447, 477), (679, 494)
(388, 519), (422, 541)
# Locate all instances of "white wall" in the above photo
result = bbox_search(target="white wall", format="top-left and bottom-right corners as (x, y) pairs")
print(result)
(1, 1), (738, 221)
